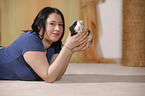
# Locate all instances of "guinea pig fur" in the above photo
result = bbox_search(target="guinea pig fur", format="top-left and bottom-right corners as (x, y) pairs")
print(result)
(69, 20), (93, 43)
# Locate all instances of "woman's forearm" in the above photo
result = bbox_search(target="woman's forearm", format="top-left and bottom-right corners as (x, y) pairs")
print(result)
(46, 46), (73, 82)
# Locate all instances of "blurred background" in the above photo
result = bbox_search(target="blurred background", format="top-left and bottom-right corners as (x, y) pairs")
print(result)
(0, 0), (144, 65)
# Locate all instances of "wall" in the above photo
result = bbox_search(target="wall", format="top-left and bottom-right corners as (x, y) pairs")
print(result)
(98, 0), (123, 59)
(0, 0), (52, 46)
(0, 0), (1, 44)
(0, 0), (123, 59)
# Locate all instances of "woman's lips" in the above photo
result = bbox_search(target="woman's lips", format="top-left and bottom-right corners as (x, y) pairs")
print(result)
(52, 32), (60, 36)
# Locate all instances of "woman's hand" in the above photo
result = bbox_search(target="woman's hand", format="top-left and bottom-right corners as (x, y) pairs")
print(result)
(72, 40), (91, 52)
(64, 30), (91, 53)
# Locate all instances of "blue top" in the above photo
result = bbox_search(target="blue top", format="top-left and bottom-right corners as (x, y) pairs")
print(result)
(0, 31), (60, 81)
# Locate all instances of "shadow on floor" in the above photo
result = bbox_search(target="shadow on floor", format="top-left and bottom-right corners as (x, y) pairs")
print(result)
(55, 74), (145, 83)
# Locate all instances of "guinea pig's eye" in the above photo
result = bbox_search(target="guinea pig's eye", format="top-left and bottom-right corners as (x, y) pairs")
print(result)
(78, 27), (80, 30)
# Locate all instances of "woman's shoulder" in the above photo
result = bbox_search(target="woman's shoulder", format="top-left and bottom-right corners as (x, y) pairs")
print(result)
(21, 31), (38, 38)
(16, 31), (40, 42)
(19, 31), (42, 45)
(11, 31), (41, 48)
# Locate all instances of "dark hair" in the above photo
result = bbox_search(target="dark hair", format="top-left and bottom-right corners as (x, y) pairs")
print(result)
(31, 7), (65, 53)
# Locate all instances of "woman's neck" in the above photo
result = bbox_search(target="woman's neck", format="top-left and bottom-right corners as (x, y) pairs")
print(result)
(39, 30), (52, 51)
(42, 39), (52, 51)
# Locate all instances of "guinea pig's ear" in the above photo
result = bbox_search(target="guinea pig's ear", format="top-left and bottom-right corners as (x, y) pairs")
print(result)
(79, 20), (84, 23)
(72, 21), (78, 27)
(69, 21), (78, 36)
(79, 20), (84, 26)
(73, 20), (77, 24)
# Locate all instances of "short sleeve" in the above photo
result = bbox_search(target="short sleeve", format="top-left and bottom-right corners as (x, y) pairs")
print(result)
(21, 35), (44, 54)
(50, 42), (62, 54)
(54, 46), (61, 54)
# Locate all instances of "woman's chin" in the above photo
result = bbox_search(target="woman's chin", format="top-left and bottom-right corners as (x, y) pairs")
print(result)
(51, 38), (60, 43)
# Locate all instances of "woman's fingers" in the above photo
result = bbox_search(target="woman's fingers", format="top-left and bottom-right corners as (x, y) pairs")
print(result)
(79, 36), (88, 46)
(73, 31), (88, 43)
(79, 32), (88, 42)
(81, 42), (91, 51)
(72, 40), (92, 52)
(72, 30), (87, 39)
(65, 30), (89, 51)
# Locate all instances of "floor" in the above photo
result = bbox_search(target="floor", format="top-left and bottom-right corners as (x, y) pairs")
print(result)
(0, 62), (145, 96)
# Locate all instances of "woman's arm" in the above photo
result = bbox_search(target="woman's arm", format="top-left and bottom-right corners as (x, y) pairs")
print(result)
(52, 31), (90, 81)
(23, 31), (89, 83)
(23, 46), (72, 83)
(50, 54), (68, 81)
(50, 36), (91, 81)
(49, 46), (73, 81)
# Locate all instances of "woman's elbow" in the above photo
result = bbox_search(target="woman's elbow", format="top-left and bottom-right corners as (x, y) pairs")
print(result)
(45, 80), (54, 83)
(41, 72), (63, 83)
(43, 76), (59, 83)
(44, 78), (55, 83)
(43, 77), (55, 83)
(55, 75), (62, 81)
(44, 76), (62, 83)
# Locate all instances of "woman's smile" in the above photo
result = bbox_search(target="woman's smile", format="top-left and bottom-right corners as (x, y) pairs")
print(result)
(42, 13), (63, 43)
(52, 32), (60, 37)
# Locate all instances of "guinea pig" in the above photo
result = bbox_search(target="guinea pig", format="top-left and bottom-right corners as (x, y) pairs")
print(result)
(69, 20), (93, 43)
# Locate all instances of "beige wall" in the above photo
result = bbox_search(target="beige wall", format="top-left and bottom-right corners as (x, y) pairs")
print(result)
(0, 0), (52, 46)
(0, 0), (81, 47)
(0, 8), (1, 45)
(0, 0), (1, 44)
(0, 0), (122, 59)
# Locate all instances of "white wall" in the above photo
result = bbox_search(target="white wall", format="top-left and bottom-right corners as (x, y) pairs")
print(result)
(97, 0), (123, 59)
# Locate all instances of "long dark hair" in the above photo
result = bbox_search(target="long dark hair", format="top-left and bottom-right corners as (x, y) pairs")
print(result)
(31, 7), (65, 53)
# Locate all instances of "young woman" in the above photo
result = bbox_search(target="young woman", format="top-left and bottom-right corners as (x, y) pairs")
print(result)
(0, 7), (90, 83)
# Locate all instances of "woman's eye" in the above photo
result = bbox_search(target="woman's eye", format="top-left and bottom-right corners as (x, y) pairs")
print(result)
(50, 23), (55, 26)
(59, 24), (63, 26)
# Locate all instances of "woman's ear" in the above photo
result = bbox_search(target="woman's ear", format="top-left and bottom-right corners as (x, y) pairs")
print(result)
(38, 26), (40, 30)
(38, 27), (44, 39)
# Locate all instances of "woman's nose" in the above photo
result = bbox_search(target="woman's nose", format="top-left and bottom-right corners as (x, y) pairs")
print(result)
(55, 25), (60, 31)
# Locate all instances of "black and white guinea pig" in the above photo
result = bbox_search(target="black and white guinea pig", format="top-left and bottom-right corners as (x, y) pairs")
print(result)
(69, 20), (93, 43)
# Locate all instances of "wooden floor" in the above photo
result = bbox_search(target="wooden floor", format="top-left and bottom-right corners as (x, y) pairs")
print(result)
(0, 62), (145, 96)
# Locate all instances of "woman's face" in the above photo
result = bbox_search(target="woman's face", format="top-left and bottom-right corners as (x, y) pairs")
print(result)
(43, 13), (63, 44)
